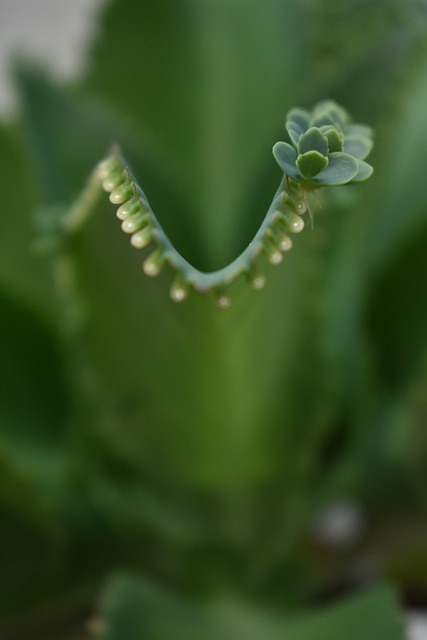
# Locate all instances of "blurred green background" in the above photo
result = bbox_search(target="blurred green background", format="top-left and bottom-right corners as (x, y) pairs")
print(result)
(1, 0), (427, 638)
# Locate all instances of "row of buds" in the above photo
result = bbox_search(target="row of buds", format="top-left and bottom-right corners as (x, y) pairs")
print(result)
(97, 153), (309, 310)
(99, 155), (220, 305)
(258, 190), (306, 268)
(98, 155), (165, 277)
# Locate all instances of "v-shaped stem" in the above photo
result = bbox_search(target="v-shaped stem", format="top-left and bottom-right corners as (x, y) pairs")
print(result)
(64, 147), (309, 308)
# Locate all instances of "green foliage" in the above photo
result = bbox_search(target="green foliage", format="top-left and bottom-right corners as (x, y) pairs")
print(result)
(98, 576), (403, 640)
(2, 0), (427, 637)
(273, 101), (373, 186)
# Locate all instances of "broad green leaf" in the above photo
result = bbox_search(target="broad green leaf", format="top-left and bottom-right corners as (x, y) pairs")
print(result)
(98, 575), (404, 640)
(343, 136), (373, 160)
(0, 287), (68, 459)
(83, 0), (310, 266)
(366, 211), (427, 387)
(0, 444), (64, 618)
(351, 159), (373, 182)
(312, 153), (358, 185)
(0, 121), (54, 316)
(365, 56), (427, 269)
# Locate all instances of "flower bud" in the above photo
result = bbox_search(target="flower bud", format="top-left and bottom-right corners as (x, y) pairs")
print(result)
(170, 275), (189, 302)
(110, 182), (134, 204)
(143, 249), (165, 277)
(131, 227), (153, 248)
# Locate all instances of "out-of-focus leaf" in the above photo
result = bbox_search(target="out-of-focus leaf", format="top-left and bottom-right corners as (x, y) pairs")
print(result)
(366, 57), (427, 269)
(0, 287), (68, 461)
(0, 121), (54, 316)
(307, 0), (427, 121)
(97, 575), (404, 640)
(0, 443), (65, 618)
(0, 286), (71, 614)
(84, 0), (309, 266)
(16, 64), (204, 266)
(367, 212), (427, 388)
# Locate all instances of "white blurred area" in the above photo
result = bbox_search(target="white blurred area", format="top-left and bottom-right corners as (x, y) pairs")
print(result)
(0, 0), (105, 116)
(408, 614), (427, 640)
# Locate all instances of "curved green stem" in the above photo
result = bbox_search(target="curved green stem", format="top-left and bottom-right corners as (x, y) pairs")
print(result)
(66, 146), (309, 307)
(43, 100), (374, 307)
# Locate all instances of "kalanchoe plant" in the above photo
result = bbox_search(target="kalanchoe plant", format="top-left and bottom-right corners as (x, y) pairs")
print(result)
(273, 100), (373, 187)
(66, 100), (373, 308)
(4, 0), (427, 635)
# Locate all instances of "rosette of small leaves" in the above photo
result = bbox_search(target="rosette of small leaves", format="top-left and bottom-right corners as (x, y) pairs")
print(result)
(273, 100), (373, 187)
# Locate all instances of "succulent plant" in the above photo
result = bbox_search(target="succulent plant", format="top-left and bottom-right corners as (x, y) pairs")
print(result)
(273, 100), (373, 187)
(61, 99), (376, 310)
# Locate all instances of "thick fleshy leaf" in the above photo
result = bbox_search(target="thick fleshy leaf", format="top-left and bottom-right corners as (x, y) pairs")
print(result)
(321, 126), (344, 152)
(343, 123), (373, 139)
(312, 100), (349, 128)
(344, 136), (374, 160)
(310, 113), (336, 128)
(286, 123), (304, 146)
(351, 159), (374, 182)
(287, 107), (310, 131)
(272, 141), (300, 180)
(312, 151), (359, 185)
(296, 150), (329, 178)
(297, 127), (329, 155)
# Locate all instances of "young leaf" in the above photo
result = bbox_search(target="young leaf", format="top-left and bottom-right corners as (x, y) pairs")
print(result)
(298, 128), (329, 156)
(296, 151), (329, 179)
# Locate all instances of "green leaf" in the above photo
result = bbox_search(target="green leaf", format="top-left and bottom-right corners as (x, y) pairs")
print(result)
(312, 152), (359, 185)
(321, 127), (343, 152)
(297, 128), (329, 156)
(286, 123), (305, 147)
(365, 56), (427, 269)
(296, 151), (329, 179)
(351, 159), (374, 182)
(84, 0), (309, 266)
(281, 586), (404, 640)
(312, 100), (349, 128)
(343, 136), (373, 160)
(286, 108), (310, 131)
(310, 113), (336, 129)
(343, 124), (373, 139)
(0, 122), (54, 317)
(272, 142), (299, 179)
(0, 287), (68, 456)
(367, 213), (427, 387)
(98, 576), (404, 640)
